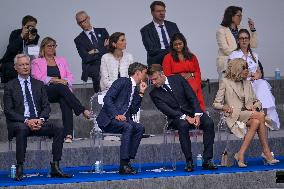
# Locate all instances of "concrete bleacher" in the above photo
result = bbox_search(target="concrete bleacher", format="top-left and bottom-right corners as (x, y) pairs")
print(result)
(0, 79), (284, 171)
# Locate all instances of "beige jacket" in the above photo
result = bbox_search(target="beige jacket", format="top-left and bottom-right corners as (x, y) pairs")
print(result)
(216, 26), (258, 78)
(213, 78), (261, 138)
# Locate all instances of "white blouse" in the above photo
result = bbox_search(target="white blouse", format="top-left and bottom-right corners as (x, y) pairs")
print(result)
(100, 52), (134, 92)
(229, 50), (259, 74)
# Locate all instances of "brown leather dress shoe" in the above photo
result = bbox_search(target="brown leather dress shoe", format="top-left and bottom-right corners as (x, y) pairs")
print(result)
(50, 161), (73, 178)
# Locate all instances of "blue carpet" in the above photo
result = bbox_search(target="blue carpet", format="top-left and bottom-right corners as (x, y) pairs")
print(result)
(1, 156), (284, 187)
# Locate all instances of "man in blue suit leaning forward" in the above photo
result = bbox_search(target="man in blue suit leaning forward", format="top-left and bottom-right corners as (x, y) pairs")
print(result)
(96, 62), (148, 175)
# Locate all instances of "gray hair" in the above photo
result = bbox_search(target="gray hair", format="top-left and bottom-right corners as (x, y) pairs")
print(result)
(75, 10), (88, 19)
(14, 54), (30, 65)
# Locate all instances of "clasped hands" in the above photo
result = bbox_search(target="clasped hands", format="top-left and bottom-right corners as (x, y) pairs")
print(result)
(50, 77), (68, 85)
(186, 115), (200, 128)
(88, 39), (109, 55)
(25, 119), (43, 131)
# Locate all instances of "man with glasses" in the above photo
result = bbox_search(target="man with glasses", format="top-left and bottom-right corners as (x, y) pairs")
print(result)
(0, 15), (40, 83)
(74, 11), (109, 92)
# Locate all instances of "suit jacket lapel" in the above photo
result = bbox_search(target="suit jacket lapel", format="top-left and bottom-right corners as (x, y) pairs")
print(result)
(81, 31), (93, 48)
(30, 78), (39, 111)
(228, 80), (243, 99)
(15, 79), (24, 105)
(150, 22), (161, 47)
(167, 77), (180, 104)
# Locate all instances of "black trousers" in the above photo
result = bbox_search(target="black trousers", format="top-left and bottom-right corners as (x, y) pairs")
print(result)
(169, 113), (215, 162)
(103, 119), (145, 161)
(81, 63), (100, 93)
(11, 121), (64, 164)
(45, 84), (85, 136)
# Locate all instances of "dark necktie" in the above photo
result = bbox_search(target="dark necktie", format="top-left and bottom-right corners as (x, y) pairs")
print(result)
(24, 80), (36, 118)
(159, 25), (169, 48)
(89, 31), (98, 48)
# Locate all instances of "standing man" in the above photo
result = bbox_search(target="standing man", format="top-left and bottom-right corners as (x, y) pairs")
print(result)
(96, 62), (147, 175)
(140, 1), (180, 66)
(148, 64), (217, 172)
(1, 15), (40, 83)
(74, 11), (109, 92)
(3, 54), (72, 181)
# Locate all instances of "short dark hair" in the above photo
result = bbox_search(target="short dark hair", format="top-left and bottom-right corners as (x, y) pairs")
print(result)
(22, 15), (37, 26)
(150, 1), (166, 12)
(128, 62), (147, 76)
(147, 64), (163, 76)
(221, 6), (242, 27)
(108, 32), (125, 53)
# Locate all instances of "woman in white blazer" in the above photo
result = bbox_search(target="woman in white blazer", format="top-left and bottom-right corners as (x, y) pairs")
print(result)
(100, 32), (134, 92)
(216, 6), (257, 79)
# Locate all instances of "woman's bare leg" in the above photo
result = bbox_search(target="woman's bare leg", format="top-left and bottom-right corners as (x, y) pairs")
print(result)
(237, 119), (260, 162)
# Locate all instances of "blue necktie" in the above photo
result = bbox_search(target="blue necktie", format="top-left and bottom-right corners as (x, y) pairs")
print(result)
(89, 31), (98, 48)
(24, 80), (36, 118)
(159, 25), (169, 48)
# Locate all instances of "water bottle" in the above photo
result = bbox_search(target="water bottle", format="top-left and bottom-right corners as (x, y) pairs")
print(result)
(275, 68), (281, 80)
(10, 165), (16, 179)
(95, 161), (101, 173)
(196, 154), (203, 167)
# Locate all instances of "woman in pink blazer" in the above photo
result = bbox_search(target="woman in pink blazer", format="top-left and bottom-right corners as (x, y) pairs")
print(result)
(32, 37), (90, 143)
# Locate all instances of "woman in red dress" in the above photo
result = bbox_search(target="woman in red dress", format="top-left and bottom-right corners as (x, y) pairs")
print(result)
(162, 33), (205, 111)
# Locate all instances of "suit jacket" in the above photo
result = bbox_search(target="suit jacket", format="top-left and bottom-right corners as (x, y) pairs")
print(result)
(3, 77), (51, 139)
(96, 77), (142, 128)
(150, 75), (202, 125)
(216, 26), (257, 76)
(1, 29), (40, 81)
(31, 57), (74, 88)
(213, 78), (261, 138)
(74, 28), (109, 81)
(140, 20), (180, 65)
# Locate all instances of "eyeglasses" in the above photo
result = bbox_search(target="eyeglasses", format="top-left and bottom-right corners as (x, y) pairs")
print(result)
(242, 65), (248, 70)
(239, 37), (250, 41)
(77, 17), (88, 25)
(46, 44), (57, 49)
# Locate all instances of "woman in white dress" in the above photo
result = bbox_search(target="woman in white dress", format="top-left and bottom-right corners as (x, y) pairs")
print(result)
(229, 29), (280, 130)
(100, 32), (134, 92)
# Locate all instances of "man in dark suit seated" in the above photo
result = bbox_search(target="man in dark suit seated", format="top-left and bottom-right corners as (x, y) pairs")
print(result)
(96, 62), (148, 175)
(140, 1), (180, 66)
(147, 64), (217, 172)
(3, 54), (72, 181)
(74, 10), (109, 93)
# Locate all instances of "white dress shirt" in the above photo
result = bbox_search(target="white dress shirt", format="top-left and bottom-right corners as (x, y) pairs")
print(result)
(124, 77), (137, 115)
(153, 21), (170, 49)
(164, 77), (203, 119)
(18, 76), (38, 118)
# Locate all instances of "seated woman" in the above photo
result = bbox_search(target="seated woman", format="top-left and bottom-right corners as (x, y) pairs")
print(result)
(100, 32), (133, 92)
(162, 33), (205, 111)
(229, 29), (280, 130)
(31, 37), (90, 143)
(213, 58), (279, 167)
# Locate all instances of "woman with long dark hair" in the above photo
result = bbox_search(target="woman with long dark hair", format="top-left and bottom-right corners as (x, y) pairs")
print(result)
(216, 6), (257, 79)
(162, 33), (205, 111)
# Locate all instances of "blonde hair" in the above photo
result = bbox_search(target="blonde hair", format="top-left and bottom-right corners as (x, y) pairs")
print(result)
(225, 58), (247, 81)
(39, 37), (57, 58)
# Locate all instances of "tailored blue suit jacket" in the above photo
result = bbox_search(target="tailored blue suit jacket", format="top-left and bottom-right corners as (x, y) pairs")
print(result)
(74, 27), (109, 81)
(96, 77), (142, 128)
(140, 20), (180, 65)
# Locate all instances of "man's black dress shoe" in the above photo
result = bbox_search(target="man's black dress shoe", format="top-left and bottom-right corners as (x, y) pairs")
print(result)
(202, 161), (218, 170)
(14, 164), (23, 181)
(50, 161), (73, 178)
(119, 164), (137, 175)
(184, 161), (194, 172)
